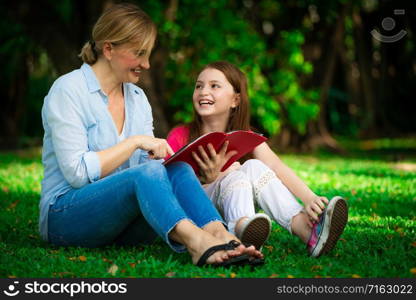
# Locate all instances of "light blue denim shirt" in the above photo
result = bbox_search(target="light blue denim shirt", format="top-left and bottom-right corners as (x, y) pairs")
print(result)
(39, 63), (154, 241)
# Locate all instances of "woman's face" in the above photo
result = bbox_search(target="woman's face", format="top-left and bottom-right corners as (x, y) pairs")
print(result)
(107, 42), (152, 83)
(192, 68), (239, 119)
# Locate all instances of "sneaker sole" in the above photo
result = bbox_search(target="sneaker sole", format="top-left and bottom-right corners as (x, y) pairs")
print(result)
(311, 196), (348, 257)
(240, 215), (271, 250)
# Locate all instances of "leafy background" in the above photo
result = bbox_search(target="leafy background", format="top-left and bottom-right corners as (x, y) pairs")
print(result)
(1, 0), (415, 151)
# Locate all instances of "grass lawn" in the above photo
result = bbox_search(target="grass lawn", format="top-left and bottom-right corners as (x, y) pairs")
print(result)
(0, 145), (415, 278)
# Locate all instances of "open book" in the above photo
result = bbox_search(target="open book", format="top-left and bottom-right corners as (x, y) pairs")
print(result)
(163, 130), (267, 174)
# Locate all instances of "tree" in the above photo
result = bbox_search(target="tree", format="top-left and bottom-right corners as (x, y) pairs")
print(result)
(1, 0), (414, 150)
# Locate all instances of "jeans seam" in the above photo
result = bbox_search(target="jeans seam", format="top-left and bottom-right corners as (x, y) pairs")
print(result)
(53, 177), (132, 213)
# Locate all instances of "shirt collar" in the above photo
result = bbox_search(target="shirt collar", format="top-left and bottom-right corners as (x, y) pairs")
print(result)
(81, 63), (142, 98)
(81, 63), (101, 93)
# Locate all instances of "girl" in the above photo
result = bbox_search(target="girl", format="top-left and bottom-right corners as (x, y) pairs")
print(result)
(167, 61), (348, 257)
(40, 5), (262, 267)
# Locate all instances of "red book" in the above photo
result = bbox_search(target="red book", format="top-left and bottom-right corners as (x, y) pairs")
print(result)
(163, 130), (267, 174)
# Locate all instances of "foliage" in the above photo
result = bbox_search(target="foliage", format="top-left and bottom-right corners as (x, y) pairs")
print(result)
(1, 146), (415, 277)
(0, 7), (55, 143)
(142, 0), (318, 137)
(270, 30), (319, 134)
(0, 0), (415, 147)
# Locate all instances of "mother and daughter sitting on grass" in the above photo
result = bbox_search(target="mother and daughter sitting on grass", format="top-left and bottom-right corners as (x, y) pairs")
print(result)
(40, 3), (347, 268)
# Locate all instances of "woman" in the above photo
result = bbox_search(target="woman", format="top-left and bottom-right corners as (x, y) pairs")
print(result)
(39, 4), (262, 267)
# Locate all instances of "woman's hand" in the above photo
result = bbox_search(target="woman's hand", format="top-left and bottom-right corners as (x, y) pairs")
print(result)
(304, 195), (329, 225)
(134, 135), (174, 159)
(191, 141), (237, 184)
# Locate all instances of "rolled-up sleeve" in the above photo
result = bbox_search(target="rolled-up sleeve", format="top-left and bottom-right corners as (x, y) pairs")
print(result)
(45, 86), (101, 188)
(138, 90), (156, 164)
(141, 91), (154, 138)
(83, 151), (101, 183)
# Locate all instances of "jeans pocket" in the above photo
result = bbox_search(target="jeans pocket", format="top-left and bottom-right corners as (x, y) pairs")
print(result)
(49, 191), (74, 212)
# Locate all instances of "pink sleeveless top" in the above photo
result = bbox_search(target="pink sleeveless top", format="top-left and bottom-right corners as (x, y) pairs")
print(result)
(166, 125), (190, 152)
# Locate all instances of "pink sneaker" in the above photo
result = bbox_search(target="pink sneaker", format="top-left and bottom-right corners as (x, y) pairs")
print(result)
(307, 196), (348, 257)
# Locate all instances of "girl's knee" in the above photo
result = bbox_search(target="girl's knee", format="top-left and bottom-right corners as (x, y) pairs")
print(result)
(221, 170), (251, 188)
(242, 159), (270, 172)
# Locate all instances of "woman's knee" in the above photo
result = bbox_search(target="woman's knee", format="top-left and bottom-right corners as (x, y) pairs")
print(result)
(166, 161), (194, 174)
(126, 161), (169, 188)
(130, 160), (166, 177)
(165, 162), (198, 184)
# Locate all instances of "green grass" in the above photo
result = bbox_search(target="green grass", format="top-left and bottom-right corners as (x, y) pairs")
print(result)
(0, 146), (415, 278)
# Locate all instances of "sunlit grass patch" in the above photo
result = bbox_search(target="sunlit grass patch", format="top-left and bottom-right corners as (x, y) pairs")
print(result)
(0, 147), (415, 278)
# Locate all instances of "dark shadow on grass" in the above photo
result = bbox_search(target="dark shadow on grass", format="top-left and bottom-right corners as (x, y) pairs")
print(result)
(0, 152), (41, 168)
(317, 148), (416, 163)
(333, 168), (415, 180)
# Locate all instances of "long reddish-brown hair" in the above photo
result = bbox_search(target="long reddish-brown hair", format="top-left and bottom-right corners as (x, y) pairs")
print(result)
(188, 61), (251, 142)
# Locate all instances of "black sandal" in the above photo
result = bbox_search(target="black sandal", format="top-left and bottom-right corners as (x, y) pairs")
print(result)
(196, 240), (250, 267)
(248, 257), (265, 266)
(242, 242), (266, 267)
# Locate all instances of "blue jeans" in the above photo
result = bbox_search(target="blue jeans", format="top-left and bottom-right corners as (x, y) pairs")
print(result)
(48, 161), (224, 252)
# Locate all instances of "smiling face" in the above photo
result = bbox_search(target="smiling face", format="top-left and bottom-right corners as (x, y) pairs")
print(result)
(104, 41), (153, 83)
(192, 68), (240, 120)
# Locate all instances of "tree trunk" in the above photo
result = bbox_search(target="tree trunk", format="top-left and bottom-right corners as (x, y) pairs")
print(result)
(0, 55), (29, 149)
(310, 4), (348, 152)
(352, 8), (378, 137)
(271, 5), (349, 153)
(6, 0), (172, 141)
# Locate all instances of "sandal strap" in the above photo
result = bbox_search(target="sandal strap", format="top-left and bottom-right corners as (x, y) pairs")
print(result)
(196, 240), (241, 266)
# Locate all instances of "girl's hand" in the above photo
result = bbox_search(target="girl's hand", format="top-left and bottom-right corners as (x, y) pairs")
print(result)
(191, 141), (237, 184)
(305, 195), (329, 224)
(135, 135), (174, 159)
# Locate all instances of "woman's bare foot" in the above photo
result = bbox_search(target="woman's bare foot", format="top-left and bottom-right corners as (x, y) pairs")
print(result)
(187, 229), (247, 265)
(169, 220), (247, 265)
(203, 221), (264, 259)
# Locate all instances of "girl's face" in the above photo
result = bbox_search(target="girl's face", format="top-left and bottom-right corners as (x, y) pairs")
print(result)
(193, 68), (239, 119)
(106, 42), (152, 83)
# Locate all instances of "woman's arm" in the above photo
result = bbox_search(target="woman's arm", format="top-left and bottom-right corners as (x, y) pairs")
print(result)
(98, 135), (173, 177)
(253, 142), (328, 222)
(46, 86), (173, 187)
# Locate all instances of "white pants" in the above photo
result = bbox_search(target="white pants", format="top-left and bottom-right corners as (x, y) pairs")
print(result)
(204, 159), (303, 234)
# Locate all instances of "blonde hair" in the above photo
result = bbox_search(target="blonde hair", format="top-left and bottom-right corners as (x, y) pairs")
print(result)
(79, 3), (157, 65)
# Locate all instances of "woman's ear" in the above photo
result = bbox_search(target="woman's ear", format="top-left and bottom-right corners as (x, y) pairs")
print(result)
(231, 93), (241, 108)
(102, 42), (113, 60)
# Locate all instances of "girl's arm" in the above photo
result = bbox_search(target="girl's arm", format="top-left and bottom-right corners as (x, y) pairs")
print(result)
(253, 142), (328, 222)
